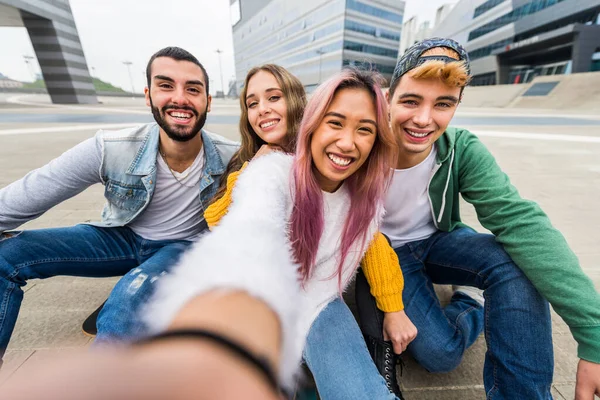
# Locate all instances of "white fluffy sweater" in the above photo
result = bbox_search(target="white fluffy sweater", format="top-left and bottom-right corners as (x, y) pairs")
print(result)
(145, 152), (382, 389)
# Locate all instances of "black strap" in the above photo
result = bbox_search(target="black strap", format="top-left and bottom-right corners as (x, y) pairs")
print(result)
(138, 329), (279, 391)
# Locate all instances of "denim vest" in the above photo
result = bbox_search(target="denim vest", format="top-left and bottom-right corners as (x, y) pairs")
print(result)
(93, 123), (238, 229)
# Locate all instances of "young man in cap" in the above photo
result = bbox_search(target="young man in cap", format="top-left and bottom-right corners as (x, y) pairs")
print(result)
(354, 37), (600, 399)
(302, 38), (599, 400)
(0, 47), (238, 359)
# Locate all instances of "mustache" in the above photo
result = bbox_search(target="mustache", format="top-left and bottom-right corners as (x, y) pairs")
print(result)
(162, 104), (199, 117)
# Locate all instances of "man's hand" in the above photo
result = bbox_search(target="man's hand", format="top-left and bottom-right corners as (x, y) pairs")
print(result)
(575, 359), (600, 399)
(383, 310), (418, 354)
(254, 144), (282, 159)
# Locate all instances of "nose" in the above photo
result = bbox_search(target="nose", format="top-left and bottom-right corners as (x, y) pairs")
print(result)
(171, 87), (189, 106)
(336, 128), (355, 152)
(258, 100), (270, 116)
(412, 105), (432, 127)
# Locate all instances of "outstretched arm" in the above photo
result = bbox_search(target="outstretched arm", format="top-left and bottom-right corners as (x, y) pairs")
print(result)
(1, 291), (282, 400)
(147, 153), (301, 389)
(0, 135), (102, 232)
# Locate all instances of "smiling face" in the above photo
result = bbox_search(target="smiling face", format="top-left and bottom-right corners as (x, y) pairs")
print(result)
(245, 70), (288, 147)
(145, 56), (211, 142)
(388, 74), (461, 169)
(310, 87), (377, 192)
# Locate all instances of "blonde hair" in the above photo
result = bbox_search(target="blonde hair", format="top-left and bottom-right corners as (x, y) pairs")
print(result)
(408, 47), (471, 88)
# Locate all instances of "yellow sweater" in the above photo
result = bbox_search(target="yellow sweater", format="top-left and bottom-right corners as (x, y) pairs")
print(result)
(204, 163), (404, 312)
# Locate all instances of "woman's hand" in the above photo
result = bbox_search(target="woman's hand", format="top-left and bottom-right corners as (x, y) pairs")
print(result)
(383, 310), (418, 354)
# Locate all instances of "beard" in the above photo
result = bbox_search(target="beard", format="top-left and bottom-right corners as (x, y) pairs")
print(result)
(149, 97), (208, 142)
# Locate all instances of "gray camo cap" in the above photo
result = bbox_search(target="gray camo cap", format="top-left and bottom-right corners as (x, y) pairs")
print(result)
(389, 37), (471, 93)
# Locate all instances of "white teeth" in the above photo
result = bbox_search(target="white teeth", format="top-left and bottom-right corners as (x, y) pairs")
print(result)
(406, 129), (429, 138)
(170, 112), (191, 119)
(327, 153), (352, 166)
(260, 120), (278, 129)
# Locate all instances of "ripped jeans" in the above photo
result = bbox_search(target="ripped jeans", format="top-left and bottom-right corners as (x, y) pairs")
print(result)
(0, 225), (193, 356)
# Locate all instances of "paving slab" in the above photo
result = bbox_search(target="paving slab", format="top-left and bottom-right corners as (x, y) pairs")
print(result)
(554, 384), (576, 399)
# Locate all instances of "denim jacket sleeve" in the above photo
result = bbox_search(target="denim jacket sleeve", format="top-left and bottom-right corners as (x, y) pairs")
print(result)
(0, 135), (103, 233)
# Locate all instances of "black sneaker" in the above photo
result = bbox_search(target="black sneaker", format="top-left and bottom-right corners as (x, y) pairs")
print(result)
(81, 300), (106, 337)
(364, 334), (405, 400)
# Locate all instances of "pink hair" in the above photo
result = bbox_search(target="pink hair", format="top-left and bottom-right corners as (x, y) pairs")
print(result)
(290, 68), (398, 288)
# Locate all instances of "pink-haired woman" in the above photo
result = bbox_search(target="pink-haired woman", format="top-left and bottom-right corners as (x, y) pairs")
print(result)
(144, 68), (415, 394)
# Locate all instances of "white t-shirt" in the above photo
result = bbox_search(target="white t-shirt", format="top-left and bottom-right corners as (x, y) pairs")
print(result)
(129, 150), (206, 241)
(381, 146), (438, 248)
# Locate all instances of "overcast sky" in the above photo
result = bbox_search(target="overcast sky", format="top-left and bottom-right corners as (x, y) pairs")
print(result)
(0, 0), (457, 94)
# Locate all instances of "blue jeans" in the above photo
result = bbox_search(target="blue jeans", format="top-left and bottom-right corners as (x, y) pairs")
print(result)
(304, 298), (398, 400)
(355, 227), (554, 399)
(0, 225), (192, 355)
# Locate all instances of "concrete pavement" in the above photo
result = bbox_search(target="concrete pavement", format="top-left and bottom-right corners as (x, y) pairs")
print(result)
(0, 94), (599, 399)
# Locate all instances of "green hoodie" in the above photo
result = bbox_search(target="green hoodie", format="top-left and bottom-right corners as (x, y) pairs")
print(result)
(430, 127), (600, 363)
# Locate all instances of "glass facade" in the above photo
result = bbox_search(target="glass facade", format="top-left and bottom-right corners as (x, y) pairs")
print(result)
(468, 0), (567, 41)
(592, 51), (600, 72)
(346, 0), (403, 24)
(469, 38), (512, 60)
(470, 72), (497, 86)
(473, 0), (507, 19)
(345, 20), (400, 41)
(343, 40), (399, 58)
(507, 61), (568, 84)
(468, 8), (600, 61)
(233, 0), (404, 89)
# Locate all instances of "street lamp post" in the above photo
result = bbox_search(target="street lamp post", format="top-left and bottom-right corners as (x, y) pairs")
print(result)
(315, 49), (325, 84)
(215, 49), (225, 98)
(22, 55), (36, 82)
(122, 61), (135, 93)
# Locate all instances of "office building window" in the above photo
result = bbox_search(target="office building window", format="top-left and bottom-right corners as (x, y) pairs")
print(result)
(346, 0), (403, 24)
(343, 41), (398, 58)
(468, 0), (567, 41)
(345, 20), (400, 41)
(470, 72), (497, 86)
(473, 0), (507, 18)
(469, 38), (512, 60)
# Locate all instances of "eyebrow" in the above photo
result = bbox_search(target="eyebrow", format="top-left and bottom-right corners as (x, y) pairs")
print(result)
(437, 95), (459, 103)
(154, 75), (205, 87)
(325, 111), (376, 126)
(245, 87), (282, 101)
(398, 92), (459, 103)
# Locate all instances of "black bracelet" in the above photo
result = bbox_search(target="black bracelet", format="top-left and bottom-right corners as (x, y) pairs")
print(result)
(137, 329), (279, 392)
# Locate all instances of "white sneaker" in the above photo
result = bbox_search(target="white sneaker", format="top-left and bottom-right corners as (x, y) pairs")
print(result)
(452, 285), (484, 307)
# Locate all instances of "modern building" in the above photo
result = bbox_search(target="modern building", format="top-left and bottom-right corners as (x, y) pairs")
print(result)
(431, 0), (600, 85)
(0, 0), (96, 103)
(399, 4), (455, 56)
(230, 0), (405, 91)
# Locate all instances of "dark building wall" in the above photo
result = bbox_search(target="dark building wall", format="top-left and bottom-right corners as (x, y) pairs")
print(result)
(572, 24), (600, 73)
(0, 0), (97, 104)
